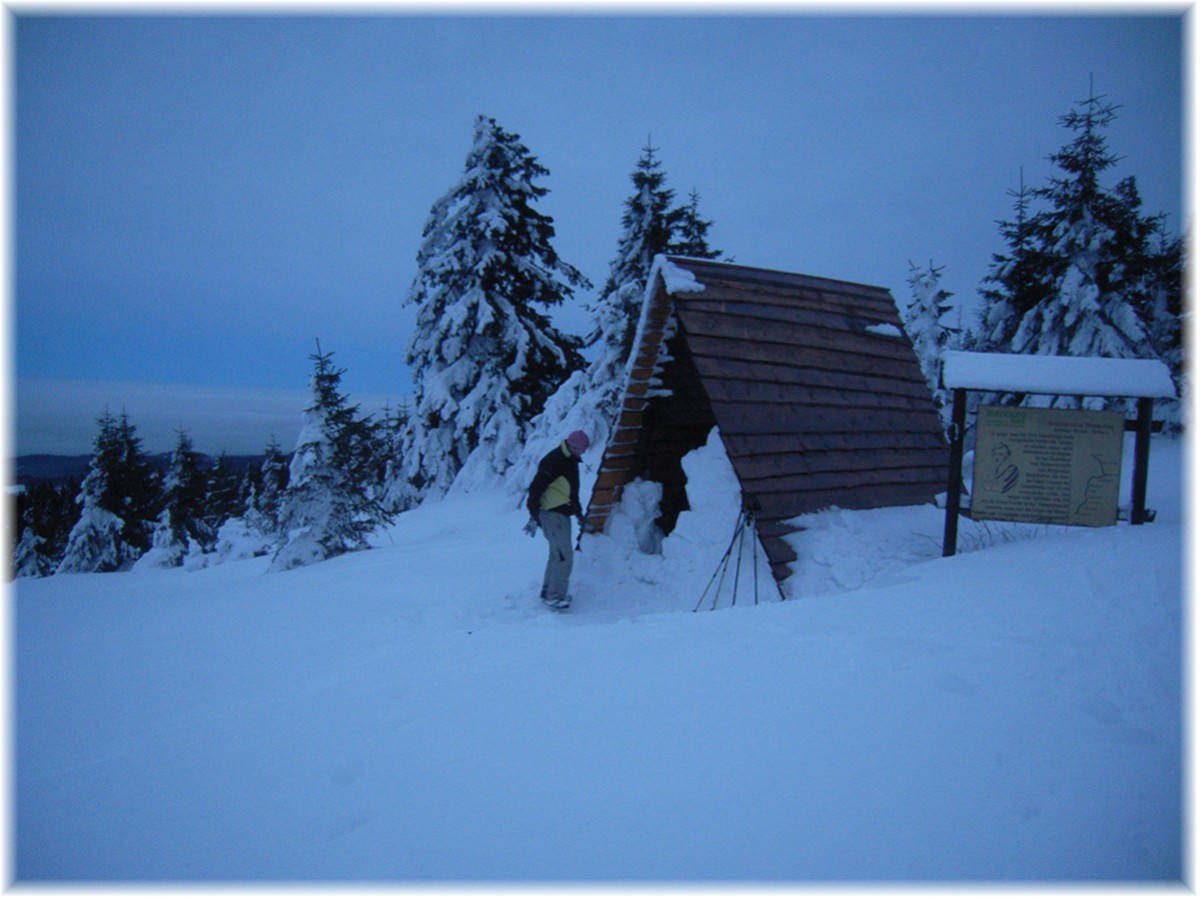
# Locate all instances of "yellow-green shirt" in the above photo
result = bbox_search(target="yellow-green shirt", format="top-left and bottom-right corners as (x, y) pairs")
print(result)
(539, 444), (574, 511)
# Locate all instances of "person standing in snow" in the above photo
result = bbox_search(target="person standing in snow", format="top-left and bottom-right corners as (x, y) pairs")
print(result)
(524, 430), (589, 610)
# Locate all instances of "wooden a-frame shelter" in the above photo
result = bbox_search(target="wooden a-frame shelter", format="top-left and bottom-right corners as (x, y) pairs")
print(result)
(582, 256), (950, 585)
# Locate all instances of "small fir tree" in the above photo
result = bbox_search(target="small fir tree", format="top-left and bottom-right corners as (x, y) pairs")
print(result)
(142, 429), (211, 567)
(244, 436), (290, 537)
(1142, 224), (1187, 431)
(57, 411), (159, 573)
(378, 400), (412, 514)
(204, 452), (246, 540)
(903, 260), (956, 427)
(13, 517), (54, 578)
(12, 478), (80, 575)
(271, 346), (393, 571)
(1142, 222), (1184, 367)
(669, 189), (722, 260)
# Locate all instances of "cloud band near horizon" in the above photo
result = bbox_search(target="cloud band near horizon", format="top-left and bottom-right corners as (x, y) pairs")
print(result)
(14, 377), (404, 458)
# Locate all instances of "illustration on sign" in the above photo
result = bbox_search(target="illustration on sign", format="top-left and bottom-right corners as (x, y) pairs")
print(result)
(971, 406), (1125, 527)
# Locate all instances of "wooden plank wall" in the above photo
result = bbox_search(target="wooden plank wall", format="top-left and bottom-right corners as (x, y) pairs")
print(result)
(584, 257), (950, 586)
(583, 285), (675, 534)
(674, 259), (948, 581)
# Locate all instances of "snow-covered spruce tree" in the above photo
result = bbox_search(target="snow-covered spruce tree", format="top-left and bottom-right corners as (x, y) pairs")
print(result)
(138, 429), (211, 569)
(244, 436), (290, 537)
(270, 346), (393, 571)
(205, 438), (291, 566)
(1142, 224), (1187, 431)
(903, 260), (956, 427)
(377, 400), (413, 513)
(973, 170), (1054, 354)
(203, 452), (246, 540)
(1010, 87), (1159, 399)
(397, 115), (588, 502)
(12, 478), (80, 577)
(1143, 225), (1185, 360)
(12, 522), (53, 579)
(57, 410), (160, 574)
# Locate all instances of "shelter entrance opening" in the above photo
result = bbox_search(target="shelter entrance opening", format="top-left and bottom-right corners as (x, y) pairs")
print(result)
(628, 324), (716, 538)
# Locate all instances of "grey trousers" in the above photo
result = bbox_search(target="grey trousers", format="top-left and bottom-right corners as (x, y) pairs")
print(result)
(539, 510), (574, 601)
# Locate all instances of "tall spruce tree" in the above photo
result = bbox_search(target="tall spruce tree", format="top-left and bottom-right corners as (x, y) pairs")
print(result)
(57, 410), (159, 573)
(1010, 87), (1156, 376)
(972, 84), (1183, 415)
(270, 346), (393, 571)
(510, 143), (723, 496)
(585, 140), (680, 410)
(397, 115), (589, 503)
(586, 147), (723, 410)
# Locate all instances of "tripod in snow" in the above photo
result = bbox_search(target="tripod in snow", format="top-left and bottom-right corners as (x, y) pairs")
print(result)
(693, 499), (763, 612)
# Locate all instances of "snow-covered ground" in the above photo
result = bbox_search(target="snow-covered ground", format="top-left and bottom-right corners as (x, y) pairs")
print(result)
(13, 431), (1185, 884)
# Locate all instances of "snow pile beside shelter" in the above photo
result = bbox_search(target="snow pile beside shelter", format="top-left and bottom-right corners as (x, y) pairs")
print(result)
(576, 426), (776, 616)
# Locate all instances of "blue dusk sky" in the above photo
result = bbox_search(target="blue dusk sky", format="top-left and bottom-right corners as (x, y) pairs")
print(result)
(12, 9), (1187, 456)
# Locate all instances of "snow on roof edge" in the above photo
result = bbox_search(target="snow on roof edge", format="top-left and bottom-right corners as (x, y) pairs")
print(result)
(941, 351), (1177, 399)
(656, 255), (707, 296)
(615, 256), (706, 389)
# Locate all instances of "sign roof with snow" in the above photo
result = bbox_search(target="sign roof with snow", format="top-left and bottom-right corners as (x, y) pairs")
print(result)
(941, 350), (1177, 399)
(584, 255), (950, 584)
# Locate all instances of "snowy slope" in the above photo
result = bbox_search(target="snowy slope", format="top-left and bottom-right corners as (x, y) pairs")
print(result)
(13, 434), (1184, 883)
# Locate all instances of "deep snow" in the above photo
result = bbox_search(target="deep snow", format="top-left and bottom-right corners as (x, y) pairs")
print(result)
(12, 431), (1185, 884)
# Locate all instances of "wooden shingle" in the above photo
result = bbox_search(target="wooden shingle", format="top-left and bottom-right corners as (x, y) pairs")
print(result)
(583, 256), (949, 585)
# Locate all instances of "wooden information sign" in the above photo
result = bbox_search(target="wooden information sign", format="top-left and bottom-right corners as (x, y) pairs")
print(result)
(971, 406), (1125, 527)
(938, 351), (1177, 557)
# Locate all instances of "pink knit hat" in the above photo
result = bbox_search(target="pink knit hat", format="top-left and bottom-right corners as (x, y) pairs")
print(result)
(566, 430), (590, 454)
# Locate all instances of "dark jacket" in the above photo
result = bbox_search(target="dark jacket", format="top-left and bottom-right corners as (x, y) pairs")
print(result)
(527, 443), (582, 519)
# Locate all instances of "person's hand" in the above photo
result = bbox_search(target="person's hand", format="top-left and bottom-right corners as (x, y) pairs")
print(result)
(523, 516), (539, 537)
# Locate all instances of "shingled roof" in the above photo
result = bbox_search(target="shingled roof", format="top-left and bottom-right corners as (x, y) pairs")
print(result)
(583, 256), (950, 585)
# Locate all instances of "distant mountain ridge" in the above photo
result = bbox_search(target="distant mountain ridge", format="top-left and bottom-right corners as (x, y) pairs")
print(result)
(11, 453), (269, 486)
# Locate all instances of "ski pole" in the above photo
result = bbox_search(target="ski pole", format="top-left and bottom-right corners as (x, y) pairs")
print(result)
(729, 510), (748, 607)
(694, 508), (746, 612)
(750, 509), (760, 605)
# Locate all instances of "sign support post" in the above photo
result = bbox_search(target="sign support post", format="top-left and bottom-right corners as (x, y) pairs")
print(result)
(1131, 396), (1155, 525)
(942, 388), (967, 557)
